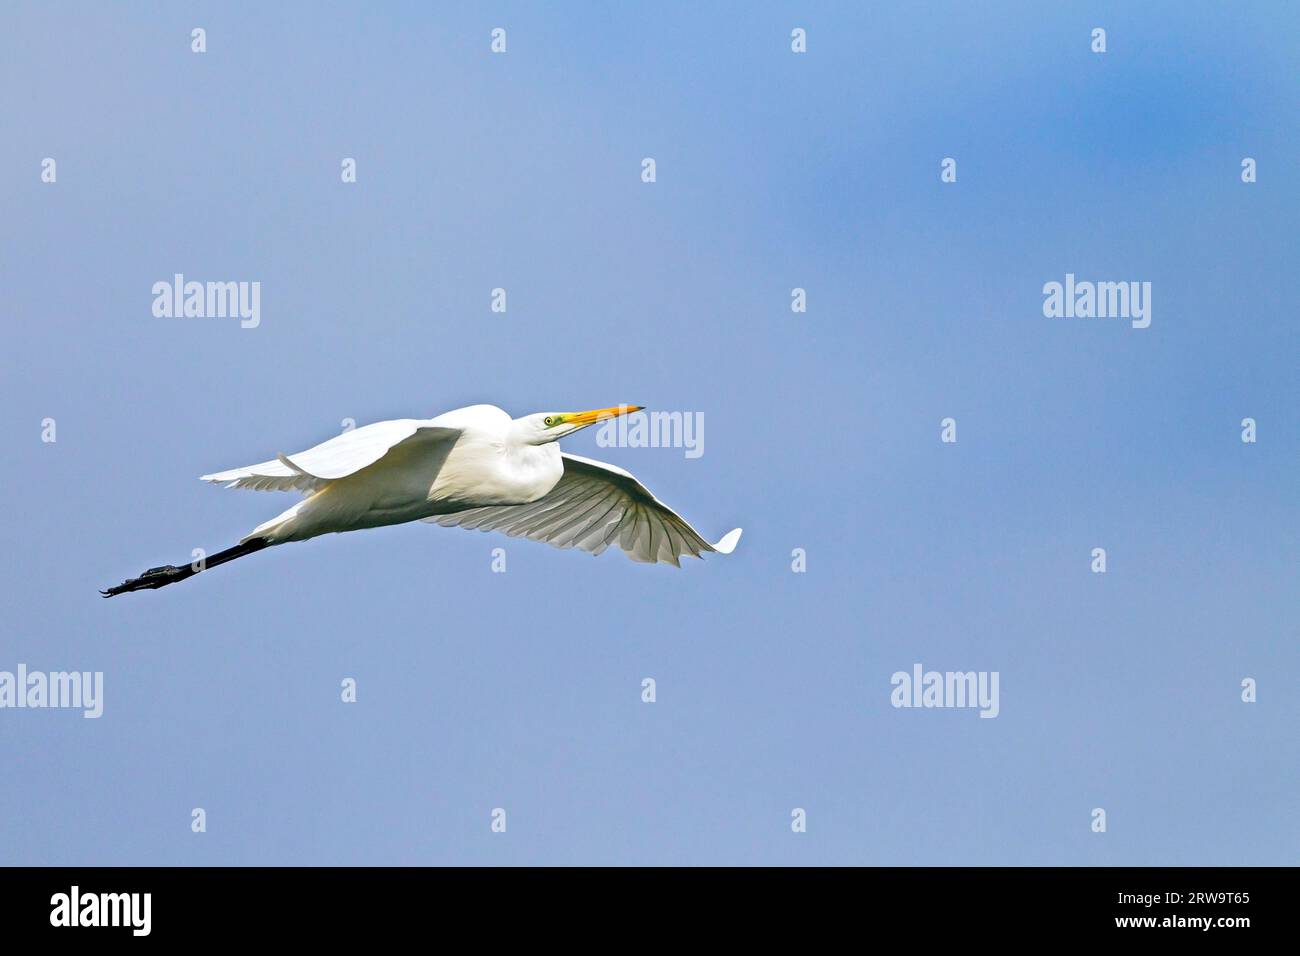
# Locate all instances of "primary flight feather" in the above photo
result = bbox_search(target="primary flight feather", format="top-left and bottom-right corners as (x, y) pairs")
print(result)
(103, 404), (742, 596)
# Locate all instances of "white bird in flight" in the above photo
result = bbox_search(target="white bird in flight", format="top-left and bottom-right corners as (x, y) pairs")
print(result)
(103, 404), (742, 596)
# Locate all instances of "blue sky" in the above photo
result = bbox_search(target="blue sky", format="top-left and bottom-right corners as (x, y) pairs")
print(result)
(1, 1), (1295, 865)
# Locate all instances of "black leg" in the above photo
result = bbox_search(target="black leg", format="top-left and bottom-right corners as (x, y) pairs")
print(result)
(102, 538), (270, 597)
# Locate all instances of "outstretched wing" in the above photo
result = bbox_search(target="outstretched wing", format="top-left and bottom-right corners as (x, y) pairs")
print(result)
(424, 453), (742, 566)
(201, 420), (461, 494)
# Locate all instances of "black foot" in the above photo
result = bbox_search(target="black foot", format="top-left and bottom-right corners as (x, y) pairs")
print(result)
(101, 565), (188, 597)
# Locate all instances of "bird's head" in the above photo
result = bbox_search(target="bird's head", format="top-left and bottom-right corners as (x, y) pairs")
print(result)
(514, 405), (643, 445)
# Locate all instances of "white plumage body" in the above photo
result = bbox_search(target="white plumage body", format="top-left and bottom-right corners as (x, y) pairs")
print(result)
(233, 405), (561, 543)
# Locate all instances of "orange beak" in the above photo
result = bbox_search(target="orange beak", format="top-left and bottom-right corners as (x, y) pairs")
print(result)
(565, 405), (643, 426)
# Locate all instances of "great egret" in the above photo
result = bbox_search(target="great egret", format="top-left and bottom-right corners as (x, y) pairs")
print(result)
(102, 404), (742, 596)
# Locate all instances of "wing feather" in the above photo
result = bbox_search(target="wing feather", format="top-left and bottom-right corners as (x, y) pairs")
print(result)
(200, 421), (460, 494)
(424, 453), (741, 566)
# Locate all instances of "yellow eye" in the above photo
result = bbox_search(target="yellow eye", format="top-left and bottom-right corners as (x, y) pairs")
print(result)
(544, 416), (557, 427)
